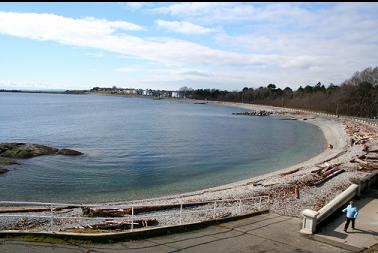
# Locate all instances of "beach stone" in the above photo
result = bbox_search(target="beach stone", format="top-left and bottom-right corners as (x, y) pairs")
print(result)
(0, 143), (82, 159)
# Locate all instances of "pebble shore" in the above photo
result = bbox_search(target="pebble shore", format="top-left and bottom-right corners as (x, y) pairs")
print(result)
(1, 102), (377, 232)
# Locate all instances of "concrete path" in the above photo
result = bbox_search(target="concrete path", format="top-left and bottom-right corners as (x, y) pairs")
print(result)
(315, 189), (378, 251)
(0, 213), (351, 253)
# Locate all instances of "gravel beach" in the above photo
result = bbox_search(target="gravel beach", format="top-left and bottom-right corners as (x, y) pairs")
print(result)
(1, 102), (377, 232)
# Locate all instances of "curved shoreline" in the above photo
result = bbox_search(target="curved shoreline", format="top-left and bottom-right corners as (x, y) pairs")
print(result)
(1, 101), (376, 232)
(111, 102), (352, 206)
(2, 100), (374, 215)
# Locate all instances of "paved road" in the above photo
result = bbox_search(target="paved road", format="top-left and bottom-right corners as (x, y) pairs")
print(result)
(0, 213), (351, 253)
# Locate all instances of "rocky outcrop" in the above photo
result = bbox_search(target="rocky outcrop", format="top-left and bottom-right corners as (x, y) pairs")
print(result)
(57, 149), (83, 156)
(0, 143), (83, 159)
(0, 158), (19, 165)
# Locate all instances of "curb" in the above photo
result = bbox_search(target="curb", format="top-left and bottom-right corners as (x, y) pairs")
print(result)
(305, 234), (364, 252)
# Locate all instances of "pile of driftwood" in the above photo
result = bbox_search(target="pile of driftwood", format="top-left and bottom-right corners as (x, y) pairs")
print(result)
(233, 110), (272, 117)
(83, 218), (158, 231)
(345, 122), (378, 146)
(344, 120), (378, 171)
(310, 163), (345, 186)
(82, 207), (130, 217)
(350, 152), (378, 172)
(81, 202), (209, 218)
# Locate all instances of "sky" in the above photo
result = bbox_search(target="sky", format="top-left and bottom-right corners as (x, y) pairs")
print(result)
(0, 2), (377, 91)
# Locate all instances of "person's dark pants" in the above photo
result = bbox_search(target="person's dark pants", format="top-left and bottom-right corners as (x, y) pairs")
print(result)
(344, 217), (355, 230)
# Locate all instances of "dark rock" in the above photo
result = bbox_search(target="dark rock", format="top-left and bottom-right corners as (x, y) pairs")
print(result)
(0, 158), (19, 165)
(57, 149), (83, 156)
(0, 167), (9, 174)
(0, 143), (82, 159)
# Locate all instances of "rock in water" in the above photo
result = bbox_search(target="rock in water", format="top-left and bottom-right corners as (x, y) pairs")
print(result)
(0, 167), (9, 174)
(0, 143), (82, 159)
(57, 149), (83, 156)
(0, 158), (19, 165)
(0, 143), (58, 158)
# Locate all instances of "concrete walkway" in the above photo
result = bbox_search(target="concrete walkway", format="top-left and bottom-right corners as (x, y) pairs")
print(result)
(0, 213), (351, 253)
(314, 189), (378, 251)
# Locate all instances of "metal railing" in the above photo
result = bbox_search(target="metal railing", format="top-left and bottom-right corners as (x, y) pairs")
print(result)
(0, 195), (270, 233)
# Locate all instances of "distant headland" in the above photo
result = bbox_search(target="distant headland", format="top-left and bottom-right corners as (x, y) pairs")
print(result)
(1, 66), (377, 118)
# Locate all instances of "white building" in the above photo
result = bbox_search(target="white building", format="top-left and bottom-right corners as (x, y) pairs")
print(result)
(125, 89), (137, 95)
(143, 89), (153, 96)
(171, 91), (180, 98)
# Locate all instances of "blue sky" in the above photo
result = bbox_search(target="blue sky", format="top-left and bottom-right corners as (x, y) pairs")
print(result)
(0, 2), (377, 91)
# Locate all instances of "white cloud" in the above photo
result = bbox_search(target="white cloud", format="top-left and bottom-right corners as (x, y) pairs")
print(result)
(0, 12), (143, 39)
(0, 11), (292, 67)
(153, 2), (231, 17)
(113, 66), (139, 73)
(152, 2), (305, 23)
(125, 2), (148, 9)
(86, 51), (106, 58)
(1, 3), (377, 90)
(156, 19), (213, 35)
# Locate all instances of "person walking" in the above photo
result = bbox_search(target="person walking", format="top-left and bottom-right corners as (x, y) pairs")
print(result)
(342, 200), (358, 232)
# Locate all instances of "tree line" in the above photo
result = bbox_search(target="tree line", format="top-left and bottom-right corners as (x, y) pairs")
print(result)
(179, 66), (378, 118)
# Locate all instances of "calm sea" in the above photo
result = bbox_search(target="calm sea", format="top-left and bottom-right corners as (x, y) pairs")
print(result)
(0, 92), (326, 203)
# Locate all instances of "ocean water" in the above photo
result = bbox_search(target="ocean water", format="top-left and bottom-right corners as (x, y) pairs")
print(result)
(0, 92), (326, 203)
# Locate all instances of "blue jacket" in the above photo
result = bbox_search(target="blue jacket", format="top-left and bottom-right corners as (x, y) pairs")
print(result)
(342, 204), (358, 219)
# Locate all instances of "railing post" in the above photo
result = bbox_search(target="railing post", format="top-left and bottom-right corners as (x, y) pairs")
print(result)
(50, 204), (53, 231)
(300, 209), (319, 234)
(179, 203), (183, 225)
(131, 206), (134, 232)
(78, 203), (82, 228)
(259, 196), (262, 210)
(213, 201), (216, 219)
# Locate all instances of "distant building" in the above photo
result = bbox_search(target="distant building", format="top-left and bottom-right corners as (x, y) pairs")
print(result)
(171, 91), (180, 98)
(91, 87), (182, 98)
(124, 89), (137, 95)
(90, 87), (113, 92)
(143, 89), (153, 96)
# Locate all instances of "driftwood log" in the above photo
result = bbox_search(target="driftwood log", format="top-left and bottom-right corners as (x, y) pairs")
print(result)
(0, 206), (76, 214)
(84, 218), (158, 230)
(358, 164), (378, 171)
(279, 168), (300, 176)
(81, 202), (210, 217)
(81, 207), (131, 217)
(313, 169), (345, 186)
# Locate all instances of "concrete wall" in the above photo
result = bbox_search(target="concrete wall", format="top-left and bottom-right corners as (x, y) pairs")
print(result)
(300, 172), (378, 234)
